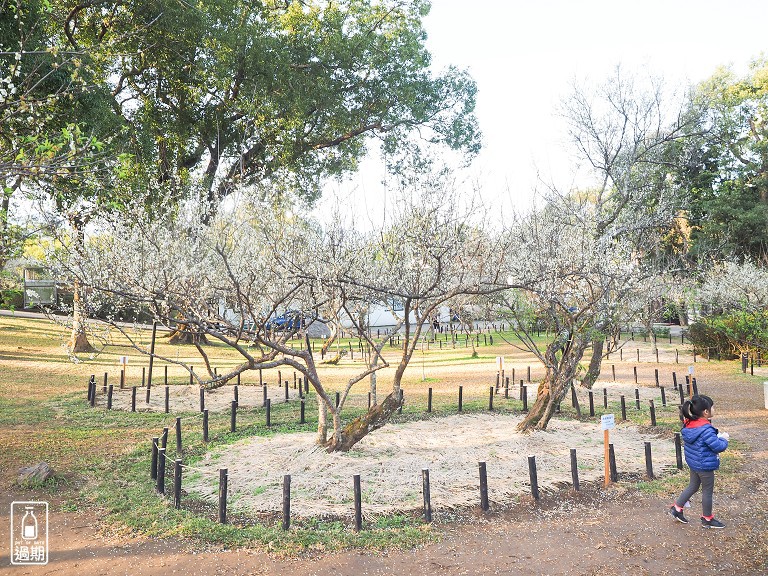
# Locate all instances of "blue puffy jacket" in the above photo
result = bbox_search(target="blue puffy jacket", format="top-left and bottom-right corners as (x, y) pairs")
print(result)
(681, 419), (728, 471)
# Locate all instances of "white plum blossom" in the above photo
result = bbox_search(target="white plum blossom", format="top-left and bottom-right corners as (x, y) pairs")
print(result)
(698, 261), (768, 312)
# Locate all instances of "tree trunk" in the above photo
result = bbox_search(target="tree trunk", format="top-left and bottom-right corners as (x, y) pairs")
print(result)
(321, 323), (338, 355)
(324, 392), (402, 452)
(317, 400), (328, 445)
(167, 325), (209, 345)
(67, 217), (94, 354)
(67, 277), (95, 353)
(644, 314), (658, 353)
(369, 358), (378, 406)
(518, 339), (588, 432)
(581, 337), (604, 389)
(517, 374), (560, 432)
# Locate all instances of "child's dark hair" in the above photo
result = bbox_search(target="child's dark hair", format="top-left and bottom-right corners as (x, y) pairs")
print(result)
(680, 394), (714, 421)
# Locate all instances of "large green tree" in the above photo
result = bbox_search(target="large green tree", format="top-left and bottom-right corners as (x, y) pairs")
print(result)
(680, 60), (768, 263)
(62, 0), (480, 216)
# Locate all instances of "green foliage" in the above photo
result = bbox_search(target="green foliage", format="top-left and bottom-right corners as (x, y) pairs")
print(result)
(60, 0), (480, 209)
(687, 310), (768, 357)
(0, 288), (23, 309)
(679, 60), (768, 262)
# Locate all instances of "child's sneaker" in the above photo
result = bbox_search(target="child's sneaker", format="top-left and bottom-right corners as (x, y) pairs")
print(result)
(668, 505), (688, 524)
(701, 517), (726, 529)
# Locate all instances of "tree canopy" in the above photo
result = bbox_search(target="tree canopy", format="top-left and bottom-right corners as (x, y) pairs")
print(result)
(677, 59), (768, 263)
(58, 0), (480, 213)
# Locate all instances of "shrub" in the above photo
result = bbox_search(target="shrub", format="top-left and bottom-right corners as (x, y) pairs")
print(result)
(0, 289), (24, 310)
(688, 310), (768, 358)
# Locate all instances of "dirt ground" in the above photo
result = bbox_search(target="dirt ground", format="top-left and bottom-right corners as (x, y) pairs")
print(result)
(1, 358), (767, 574)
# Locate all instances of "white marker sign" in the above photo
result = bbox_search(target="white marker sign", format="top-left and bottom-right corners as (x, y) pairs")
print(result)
(688, 365), (694, 375)
(601, 414), (615, 431)
(118, 356), (129, 365)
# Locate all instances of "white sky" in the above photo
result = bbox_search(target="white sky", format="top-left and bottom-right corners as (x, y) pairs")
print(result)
(318, 0), (768, 224)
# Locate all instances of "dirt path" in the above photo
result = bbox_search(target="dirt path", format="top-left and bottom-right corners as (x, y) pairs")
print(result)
(1, 364), (767, 575)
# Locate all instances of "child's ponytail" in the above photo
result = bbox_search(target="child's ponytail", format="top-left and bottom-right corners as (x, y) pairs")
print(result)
(680, 394), (714, 422)
(680, 399), (694, 421)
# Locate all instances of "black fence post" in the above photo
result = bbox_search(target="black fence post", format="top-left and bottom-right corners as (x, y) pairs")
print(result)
(156, 448), (166, 495)
(422, 469), (432, 523)
(608, 444), (618, 482)
(478, 461), (489, 511)
(151, 437), (158, 480)
(164, 385), (170, 413)
(588, 391), (595, 417)
(175, 417), (182, 454)
(489, 386), (494, 411)
(570, 448), (579, 491)
(218, 468), (228, 523)
(107, 385), (113, 409)
(282, 474), (291, 531)
(200, 387), (205, 413)
(522, 386), (528, 412)
(603, 388), (608, 409)
(528, 455), (540, 501)
(131, 386), (137, 412)
(353, 474), (362, 531)
(230, 400), (237, 432)
(174, 459), (182, 509)
(675, 433), (683, 469)
(635, 388), (641, 410)
(266, 398), (271, 427)
(203, 409), (209, 442)
(660, 386), (667, 407)
(644, 442), (654, 480)
(620, 396), (626, 421)
(649, 399), (657, 426)
(458, 386), (463, 412)
(300, 398), (305, 424)
(427, 388), (433, 413)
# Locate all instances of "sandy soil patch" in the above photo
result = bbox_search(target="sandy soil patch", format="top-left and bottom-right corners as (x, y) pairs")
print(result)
(183, 412), (676, 518)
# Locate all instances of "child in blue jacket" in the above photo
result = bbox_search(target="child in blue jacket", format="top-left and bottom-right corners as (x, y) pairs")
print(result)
(668, 395), (729, 528)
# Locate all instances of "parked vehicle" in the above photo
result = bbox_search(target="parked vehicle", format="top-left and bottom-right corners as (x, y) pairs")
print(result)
(265, 310), (304, 331)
